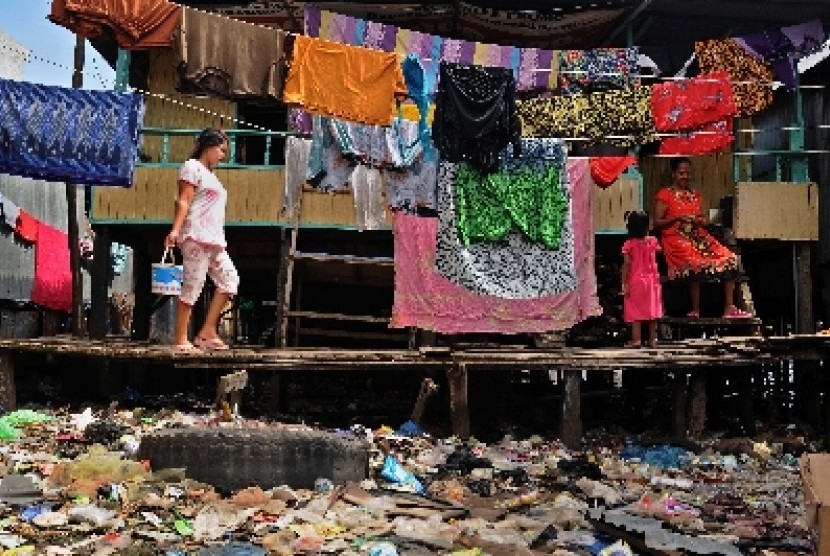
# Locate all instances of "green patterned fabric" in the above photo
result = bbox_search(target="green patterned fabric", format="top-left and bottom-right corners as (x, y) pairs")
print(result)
(454, 162), (567, 249)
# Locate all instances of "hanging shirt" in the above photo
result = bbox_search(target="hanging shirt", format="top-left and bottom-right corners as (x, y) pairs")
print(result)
(177, 159), (228, 248)
(432, 62), (521, 174)
(175, 7), (288, 100)
(31, 221), (72, 313)
(283, 35), (407, 126)
(50, 0), (181, 49)
(0, 78), (145, 186)
(650, 72), (736, 131)
(282, 136), (312, 218)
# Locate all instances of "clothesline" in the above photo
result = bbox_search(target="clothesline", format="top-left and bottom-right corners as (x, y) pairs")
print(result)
(5, 19), (829, 147)
(0, 42), (275, 132)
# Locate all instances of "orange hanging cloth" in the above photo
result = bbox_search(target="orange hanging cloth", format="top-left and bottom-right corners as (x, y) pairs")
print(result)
(589, 155), (637, 189)
(50, 0), (181, 49)
(283, 35), (407, 126)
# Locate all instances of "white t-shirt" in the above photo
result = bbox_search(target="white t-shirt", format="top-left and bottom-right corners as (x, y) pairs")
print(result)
(178, 158), (228, 247)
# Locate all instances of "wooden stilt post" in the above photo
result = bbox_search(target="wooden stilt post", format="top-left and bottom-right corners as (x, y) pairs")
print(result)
(89, 225), (111, 339)
(447, 363), (470, 438)
(738, 366), (756, 436)
(560, 369), (582, 449)
(66, 35), (86, 337)
(0, 351), (16, 412)
(672, 371), (687, 437)
(688, 371), (707, 439)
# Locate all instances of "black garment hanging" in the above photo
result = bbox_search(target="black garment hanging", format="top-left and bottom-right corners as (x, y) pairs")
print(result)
(432, 62), (521, 174)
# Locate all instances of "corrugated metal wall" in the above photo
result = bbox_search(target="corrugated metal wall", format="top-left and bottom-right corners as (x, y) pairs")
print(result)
(0, 174), (79, 301)
(0, 174), (134, 303)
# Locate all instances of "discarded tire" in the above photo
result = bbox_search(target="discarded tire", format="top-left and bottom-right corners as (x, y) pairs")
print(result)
(137, 428), (369, 492)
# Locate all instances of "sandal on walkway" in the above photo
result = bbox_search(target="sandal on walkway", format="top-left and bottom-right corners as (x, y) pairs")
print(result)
(194, 337), (230, 351)
(724, 307), (753, 319)
(624, 341), (641, 349)
(171, 343), (200, 353)
(686, 310), (700, 319)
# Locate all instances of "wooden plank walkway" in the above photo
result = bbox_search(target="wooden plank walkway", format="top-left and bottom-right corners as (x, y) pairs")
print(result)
(0, 334), (827, 448)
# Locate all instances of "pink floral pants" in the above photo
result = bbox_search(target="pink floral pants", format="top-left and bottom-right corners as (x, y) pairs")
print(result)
(178, 239), (239, 305)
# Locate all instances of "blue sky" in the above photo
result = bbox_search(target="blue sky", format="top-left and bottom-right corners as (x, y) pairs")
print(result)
(0, 0), (115, 88)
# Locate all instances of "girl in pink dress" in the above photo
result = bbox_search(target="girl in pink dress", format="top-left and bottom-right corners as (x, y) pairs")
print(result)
(622, 210), (663, 348)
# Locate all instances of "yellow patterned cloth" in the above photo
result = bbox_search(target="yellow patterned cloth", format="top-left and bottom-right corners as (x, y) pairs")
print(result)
(517, 86), (656, 147)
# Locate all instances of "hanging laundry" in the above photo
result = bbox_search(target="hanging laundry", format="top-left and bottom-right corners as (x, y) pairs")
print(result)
(695, 39), (774, 117)
(658, 119), (734, 156)
(390, 158), (601, 333)
(452, 141), (569, 250)
(590, 155), (637, 189)
(351, 166), (386, 231)
(436, 140), (575, 300)
(283, 35), (407, 127)
(384, 161), (438, 214)
(432, 62), (521, 174)
(558, 48), (640, 94)
(14, 210), (38, 244)
(175, 7), (288, 100)
(401, 55), (436, 162)
(30, 221), (72, 313)
(737, 20), (825, 90)
(307, 115), (422, 192)
(50, 0), (181, 49)
(650, 72), (736, 132)
(517, 86), (656, 147)
(282, 136), (312, 218)
(0, 78), (145, 187)
(110, 243), (130, 276)
(305, 6), (560, 93)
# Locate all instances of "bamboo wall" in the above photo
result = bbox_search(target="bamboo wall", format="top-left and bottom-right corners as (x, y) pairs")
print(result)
(141, 49), (236, 163)
(639, 153), (735, 215)
(93, 167), (369, 226)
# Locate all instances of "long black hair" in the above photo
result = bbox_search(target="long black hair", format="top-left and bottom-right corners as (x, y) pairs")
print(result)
(625, 210), (650, 239)
(190, 127), (228, 159)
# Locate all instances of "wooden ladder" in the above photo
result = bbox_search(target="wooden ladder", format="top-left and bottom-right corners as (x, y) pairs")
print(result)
(276, 185), (400, 348)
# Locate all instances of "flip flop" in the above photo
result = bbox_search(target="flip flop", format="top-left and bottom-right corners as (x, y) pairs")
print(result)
(724, 307), (753, 319)
(194, 337), (230, 351)
(686, 310), (700, 319)
(171, 343), (200, 353)
(624, 341), (641, 349)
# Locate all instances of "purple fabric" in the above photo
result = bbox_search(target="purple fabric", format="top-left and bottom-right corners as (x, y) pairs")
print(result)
(304, 6), (321, 37)
(364, 20), (396, 51)
(303, 6), (561, 92)
(738, 20), (825, 89)
(519, 48), (554, 91)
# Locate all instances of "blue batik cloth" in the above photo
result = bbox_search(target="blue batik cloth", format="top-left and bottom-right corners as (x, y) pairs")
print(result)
(0, 78), (145, 186)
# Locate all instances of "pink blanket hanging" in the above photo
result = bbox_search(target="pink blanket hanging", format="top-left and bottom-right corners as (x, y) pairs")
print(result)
(391, 158), (601, 334)
(31, 221), (72, 312)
